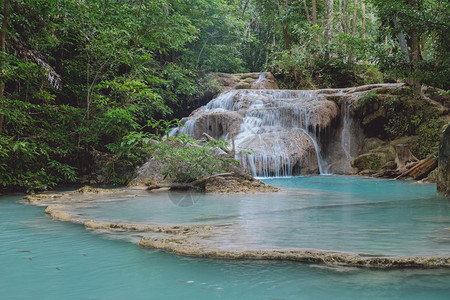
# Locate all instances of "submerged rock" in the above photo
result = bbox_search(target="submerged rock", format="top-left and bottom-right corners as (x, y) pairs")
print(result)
(44, 204), (72, 221)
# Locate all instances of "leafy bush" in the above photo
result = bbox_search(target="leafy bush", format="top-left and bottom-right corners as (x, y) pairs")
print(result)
(0, 137), (77, 192)
(151, 133), (237, 183)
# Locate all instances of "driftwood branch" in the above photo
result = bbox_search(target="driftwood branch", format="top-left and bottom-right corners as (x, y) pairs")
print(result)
(396, 155), (438, 180)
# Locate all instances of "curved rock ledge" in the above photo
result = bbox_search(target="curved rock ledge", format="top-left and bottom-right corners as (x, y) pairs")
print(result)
(84, 220), (214, 235)
(139, 237), (450, 269)
(44, 204), (73, 221)
(25, 189), (450, 270)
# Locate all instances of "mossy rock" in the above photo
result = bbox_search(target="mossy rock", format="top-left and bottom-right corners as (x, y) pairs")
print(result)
(75, 186), (118, 194)
(238, 73), (259, 80)
(235, 83), (252, 89)
(351, 153), (384, 173)
(381, 160), (398, 170)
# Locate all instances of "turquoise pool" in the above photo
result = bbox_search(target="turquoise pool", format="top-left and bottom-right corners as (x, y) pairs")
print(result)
(1, 176), (449, 299)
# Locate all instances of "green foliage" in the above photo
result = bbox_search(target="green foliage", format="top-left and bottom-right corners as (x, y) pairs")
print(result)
(370, 0), (449, 89)
(151, 133), (237, 183)
(267, 24), (383, 89)
(1, 0), (448, 191)
(357, 91), (380, 115)
(443, 121), (450, 132)
(0, 136), (77, 192)
(383, 96), (412, 137)
(379, 90), (444, 158)
(416, 118), (444, 158)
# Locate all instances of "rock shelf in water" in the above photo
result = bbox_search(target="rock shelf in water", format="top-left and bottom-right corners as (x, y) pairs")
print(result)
(139, 237), (450, 269)
(25, 188), (450, 270)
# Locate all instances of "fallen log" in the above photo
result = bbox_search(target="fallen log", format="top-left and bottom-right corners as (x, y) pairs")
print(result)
(396, 155), (438, 180)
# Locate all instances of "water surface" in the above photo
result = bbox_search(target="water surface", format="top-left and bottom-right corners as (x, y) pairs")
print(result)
(1, 176), (450, 299)
(62, 176), (450, 256)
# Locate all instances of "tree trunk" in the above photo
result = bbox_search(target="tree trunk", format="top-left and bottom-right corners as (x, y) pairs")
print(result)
(322, 0), (328, 28)
(134, 0), (144, 47)
(361, 0), (366, 39)
(393, 17), (410, 63)
(410, 29), (422, 97)
(395, 144), (417, 169)
(343, 0), (349, 34)
(312, 0), (317, 25)
(406, 0), (423, 98)
(352, 0), (357, 36)
(396, 155), (437, 180)
(276, 0), (291, 49)
(328, 0), (334, 39)
(0, 0), (10, 133)
(303, 0), (311, 22)
(326, 0), (334, 55)
(241, 0), (250, 19)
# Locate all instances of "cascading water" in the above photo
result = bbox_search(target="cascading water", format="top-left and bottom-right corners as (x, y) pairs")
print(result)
(341, 96), (353, 159)
(172, 87), (339, 177)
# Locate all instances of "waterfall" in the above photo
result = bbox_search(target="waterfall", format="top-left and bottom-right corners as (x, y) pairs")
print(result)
(175, 87), (339, 177)
(341, 96), (353, 159)
(300, 129), (326, 174)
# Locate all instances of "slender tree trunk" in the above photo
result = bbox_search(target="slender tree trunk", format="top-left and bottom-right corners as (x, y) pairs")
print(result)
(312, 0), (317, 25)
(303, 0), (311, 22)
(241, 0), (250, 19)
(361, 0), (366, 39)
(393, 17), (410, 63)
(322, 0), (328, 28)
(343, 0), (349, 34)
(329, 0), (334, 38)
(410, 30), (422, 97)
(0, 0), (10, 133)
(421, 34), (426, 55)
(352, 0), (357, 36)
(408, 0), (422, 98)
(326, 0), (334, 50)
(134, 0), (144, 47)
(276, 0), (291, 49)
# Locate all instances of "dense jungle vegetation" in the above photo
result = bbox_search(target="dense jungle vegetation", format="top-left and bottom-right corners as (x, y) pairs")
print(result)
(0, 0), (448, 191)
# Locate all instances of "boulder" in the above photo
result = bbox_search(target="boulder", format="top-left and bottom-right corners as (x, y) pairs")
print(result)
(185, 111), (243, 140)
(237, 129), (320, 176)
(351, 153), (384, 174)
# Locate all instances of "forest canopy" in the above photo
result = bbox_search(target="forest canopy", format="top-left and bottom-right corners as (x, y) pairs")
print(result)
(0, 0), (448, 191)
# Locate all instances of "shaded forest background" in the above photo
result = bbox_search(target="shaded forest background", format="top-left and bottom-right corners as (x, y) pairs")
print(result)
(0, 0), (448, 191)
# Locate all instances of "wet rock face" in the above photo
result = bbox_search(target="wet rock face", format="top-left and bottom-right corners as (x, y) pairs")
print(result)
(437, 126), (450, 197)
(237, 129), (320, 176)
(174, 89), (339, 176)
